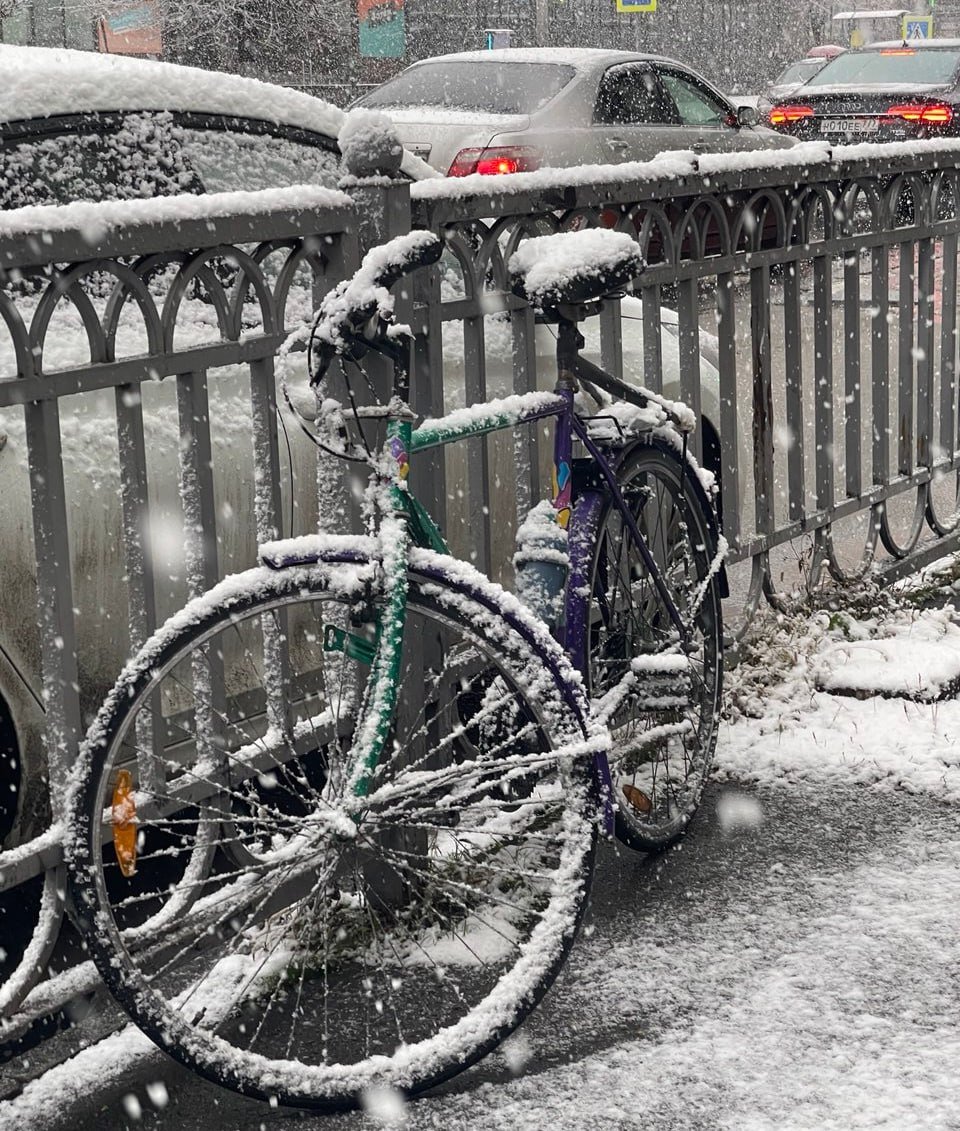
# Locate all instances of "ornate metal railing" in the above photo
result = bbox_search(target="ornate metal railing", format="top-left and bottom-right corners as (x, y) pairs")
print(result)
(2, 139), (960, 1064)
(410, 140), (960, 619)
(0, 187), (360, 1041)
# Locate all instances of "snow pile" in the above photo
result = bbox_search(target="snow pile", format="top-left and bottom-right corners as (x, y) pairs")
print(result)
(811, 605), (960, 700)
(718, 599), (960, 803)
(0, 183), (353, 245)
(411, 137), (960, 204)
(507, 229), (642, 308)
(338, 109), (405, 178)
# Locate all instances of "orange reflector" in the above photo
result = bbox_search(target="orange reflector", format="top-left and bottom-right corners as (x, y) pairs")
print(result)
(112, 769), (138, 877)
(622, 783), (653, 814)
(880, 48), (915, 55)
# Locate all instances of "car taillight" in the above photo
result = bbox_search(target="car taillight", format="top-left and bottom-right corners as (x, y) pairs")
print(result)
(447, 146), (541, 177)
(768, 104), (813, 126)
(886, 102), (953, 126)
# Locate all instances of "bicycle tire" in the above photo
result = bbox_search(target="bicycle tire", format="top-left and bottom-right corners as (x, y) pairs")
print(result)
(67, 555), (598, 1108)
(582, 434), (723, 852)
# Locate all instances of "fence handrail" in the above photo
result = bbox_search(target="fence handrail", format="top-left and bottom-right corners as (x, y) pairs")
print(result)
(410, 138), (960, 225)
(0, 185), (356, 271)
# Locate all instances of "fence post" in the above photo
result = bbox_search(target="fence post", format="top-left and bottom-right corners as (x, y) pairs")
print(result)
(337, 123), (437, 906)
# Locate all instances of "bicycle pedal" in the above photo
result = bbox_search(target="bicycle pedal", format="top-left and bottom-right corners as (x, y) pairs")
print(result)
(622, 783), (652, 814)
(631, 692), (690, 711)
(629, 659), (692, 708)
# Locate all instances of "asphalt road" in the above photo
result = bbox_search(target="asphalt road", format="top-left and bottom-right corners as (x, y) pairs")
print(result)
(15, 776), (957, 1131)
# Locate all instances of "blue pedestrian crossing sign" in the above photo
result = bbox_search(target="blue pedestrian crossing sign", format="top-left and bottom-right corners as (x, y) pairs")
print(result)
(902, 15), (933, 39)
(616, 0), (658, 11)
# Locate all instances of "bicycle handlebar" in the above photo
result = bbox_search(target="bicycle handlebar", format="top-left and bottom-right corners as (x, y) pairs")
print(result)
(309, 231), (443, 386)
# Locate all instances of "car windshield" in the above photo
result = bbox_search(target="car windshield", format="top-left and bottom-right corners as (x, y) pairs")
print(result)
(773, 58), (826, 86)
(807, 47), (960, 86)
(357, 61), (575, 114)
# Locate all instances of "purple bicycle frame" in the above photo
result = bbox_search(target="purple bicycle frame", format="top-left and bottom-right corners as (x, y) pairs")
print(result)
(547, 386), (690, 836)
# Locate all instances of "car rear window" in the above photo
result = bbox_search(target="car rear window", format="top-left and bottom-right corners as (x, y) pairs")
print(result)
(807, 48), (960, 86)
(357, 61), (576, 115)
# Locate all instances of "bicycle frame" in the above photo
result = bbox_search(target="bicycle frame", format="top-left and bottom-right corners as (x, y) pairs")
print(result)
(337, 322), (697, 827)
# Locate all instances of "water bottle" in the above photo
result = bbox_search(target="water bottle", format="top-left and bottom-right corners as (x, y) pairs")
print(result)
(514, 501), (569, 630)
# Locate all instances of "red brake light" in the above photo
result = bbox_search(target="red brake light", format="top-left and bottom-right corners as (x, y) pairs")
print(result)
(447, 148), (483, 176)
(768, 104), (813, 126)
(886, 102), (953, 126)
(477, 154), (522, 175)
(447, 146), (541, 177)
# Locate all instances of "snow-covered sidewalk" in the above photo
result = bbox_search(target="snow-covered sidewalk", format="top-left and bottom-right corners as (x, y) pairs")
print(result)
(719, 596), (960, 803)
(4, 589), (960, 1131)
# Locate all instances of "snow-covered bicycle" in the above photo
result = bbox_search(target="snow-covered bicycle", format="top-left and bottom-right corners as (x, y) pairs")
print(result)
(66, 227), (723, 1108)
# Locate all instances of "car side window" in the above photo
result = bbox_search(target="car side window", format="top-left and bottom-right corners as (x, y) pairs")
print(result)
(594, 66), (679, 126)
(0, 113), (340, 211)
(0, 112), (202, 210)
(659, 72), (734, 128)
(177, 127), (340, 194)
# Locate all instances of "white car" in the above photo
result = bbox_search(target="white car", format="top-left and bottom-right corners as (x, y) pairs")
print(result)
(355, 47), (794, 177)
(0, 47), (721, 867)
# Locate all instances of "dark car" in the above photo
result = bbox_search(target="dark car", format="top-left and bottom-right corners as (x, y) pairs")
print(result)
(765, 39), (960, 142)
(757, 45), (846, 119)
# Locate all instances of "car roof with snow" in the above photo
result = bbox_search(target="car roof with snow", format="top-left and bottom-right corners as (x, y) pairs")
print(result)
(404, 47), (680, 71)
(0, 45), (436, 180)
(864, 38), (960, 49)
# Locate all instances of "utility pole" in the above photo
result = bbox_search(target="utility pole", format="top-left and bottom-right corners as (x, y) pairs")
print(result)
(535, 0), (548, 43)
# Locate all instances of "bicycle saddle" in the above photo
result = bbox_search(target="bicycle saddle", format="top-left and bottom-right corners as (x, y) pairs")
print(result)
(507, 229), (644, 312)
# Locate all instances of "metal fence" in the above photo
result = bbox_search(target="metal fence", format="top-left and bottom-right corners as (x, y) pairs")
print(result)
(3, 139), (960, 1056)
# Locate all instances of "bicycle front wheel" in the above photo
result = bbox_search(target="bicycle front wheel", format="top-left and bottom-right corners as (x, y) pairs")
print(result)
(584, 435), (723, 852)
(68, 558), (597, 1108)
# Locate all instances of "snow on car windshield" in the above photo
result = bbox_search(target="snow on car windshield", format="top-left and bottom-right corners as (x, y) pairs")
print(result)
(807, 47), (960, 86)
(358, 61), (575, 115)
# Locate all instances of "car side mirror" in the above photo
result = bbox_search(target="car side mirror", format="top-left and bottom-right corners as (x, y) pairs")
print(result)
(737, 104), (759, 127)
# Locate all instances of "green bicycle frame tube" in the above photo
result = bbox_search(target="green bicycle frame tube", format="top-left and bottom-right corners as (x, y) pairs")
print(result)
(346, 418), (416, 802)
(347, 394), (567, 803)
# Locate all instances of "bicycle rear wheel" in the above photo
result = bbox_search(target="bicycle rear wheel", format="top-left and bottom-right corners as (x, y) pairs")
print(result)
(68, 557), (597, 1108)
(584, 435), (723, 852)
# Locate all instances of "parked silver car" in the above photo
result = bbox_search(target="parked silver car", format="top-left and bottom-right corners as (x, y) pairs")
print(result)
(757, 45), (846, 120)
(0, 46), (434, 854)
(355, 47), (795, 176)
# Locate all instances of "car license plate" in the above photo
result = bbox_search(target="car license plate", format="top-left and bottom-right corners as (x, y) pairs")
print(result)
(821, 118), (880, 135)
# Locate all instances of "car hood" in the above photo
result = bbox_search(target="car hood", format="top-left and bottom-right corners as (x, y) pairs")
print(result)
(765, 82), (803, 100)
(384, 108), (531, 175)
